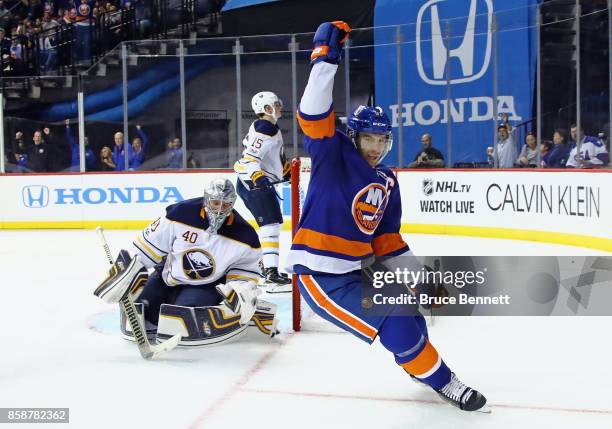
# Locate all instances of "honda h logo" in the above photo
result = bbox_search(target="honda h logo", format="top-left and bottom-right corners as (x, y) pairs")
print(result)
(22, 185), (50, 208)
(416, 0), (493, 85)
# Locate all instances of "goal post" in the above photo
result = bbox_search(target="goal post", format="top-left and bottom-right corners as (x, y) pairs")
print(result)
(291, 157), (302, 331)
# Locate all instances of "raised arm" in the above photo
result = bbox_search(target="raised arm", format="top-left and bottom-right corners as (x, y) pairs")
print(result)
(297, 21), (351, 140)
(136, 125), (149, 153)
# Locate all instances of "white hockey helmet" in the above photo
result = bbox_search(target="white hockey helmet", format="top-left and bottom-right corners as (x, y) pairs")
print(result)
(251, 91), (283, 119)
(203, 178), (237, 234)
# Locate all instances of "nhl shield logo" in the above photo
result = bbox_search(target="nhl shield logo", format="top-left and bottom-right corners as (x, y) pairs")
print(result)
(183, 249), (216, 280)
(422, 179), (434, 196)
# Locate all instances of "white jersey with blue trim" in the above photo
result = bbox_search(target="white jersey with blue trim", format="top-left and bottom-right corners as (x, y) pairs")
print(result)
(565, 136), (609, 167)
(132, 198), (262, 287)
(234, 119), (286, 187)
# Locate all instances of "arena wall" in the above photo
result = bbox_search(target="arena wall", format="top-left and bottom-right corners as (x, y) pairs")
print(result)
(1, 169), (610, 251)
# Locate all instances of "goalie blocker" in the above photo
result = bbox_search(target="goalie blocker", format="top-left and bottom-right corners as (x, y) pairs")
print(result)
(94, 249), (148, 303)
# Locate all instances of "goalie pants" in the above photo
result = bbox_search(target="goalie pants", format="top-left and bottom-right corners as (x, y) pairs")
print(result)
(296, 271), (451, 390)
(137, 270), (223, 325)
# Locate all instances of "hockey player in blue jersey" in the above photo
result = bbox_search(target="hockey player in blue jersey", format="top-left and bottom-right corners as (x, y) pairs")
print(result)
(286, 21), (488, 412)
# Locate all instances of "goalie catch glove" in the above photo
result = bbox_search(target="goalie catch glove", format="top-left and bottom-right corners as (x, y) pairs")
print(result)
(216, 280), (262, 325)
(94, 250), (147, 303)
(310, 21), (352, 65)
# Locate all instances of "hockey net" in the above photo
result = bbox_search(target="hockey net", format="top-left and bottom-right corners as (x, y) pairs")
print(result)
(290, 157), (344, 334)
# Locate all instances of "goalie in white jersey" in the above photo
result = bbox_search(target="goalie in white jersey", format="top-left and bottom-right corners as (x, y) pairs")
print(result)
(234, 91), (292, 289)
(97, 179), (278, 346)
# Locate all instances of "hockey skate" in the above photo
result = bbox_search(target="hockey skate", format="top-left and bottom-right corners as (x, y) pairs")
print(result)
(436, 372), (489, 413)
(261, 267), (292, 293)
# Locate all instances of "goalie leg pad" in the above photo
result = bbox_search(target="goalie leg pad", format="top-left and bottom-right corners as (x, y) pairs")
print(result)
(157, 303), (248, 346)
(94, 249), (147, 303)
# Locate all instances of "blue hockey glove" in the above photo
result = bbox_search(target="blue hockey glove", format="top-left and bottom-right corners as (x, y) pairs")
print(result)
(251, 171), (272, 189)
(310, 21), (352, 65)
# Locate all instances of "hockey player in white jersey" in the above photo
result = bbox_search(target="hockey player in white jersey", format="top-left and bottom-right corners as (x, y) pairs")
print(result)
(234, 91), (292, 290)
(95, 179), (278, 346)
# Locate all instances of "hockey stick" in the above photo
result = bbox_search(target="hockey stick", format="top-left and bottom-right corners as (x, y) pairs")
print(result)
(95, 226), (181, 359)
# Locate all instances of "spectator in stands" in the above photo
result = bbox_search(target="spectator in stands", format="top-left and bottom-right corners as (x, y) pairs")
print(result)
(0, 2), (11, 31)
(166, 137), (183, 169)
(9, 35), (23, 74)
(407, 133), (444, 168)
(75, 0), (93, 62)
(99, 146), (116, 171)
(487, 123), (517, 168)
(599, 132), (609, 151)
(542, 129), (571, 168)
(187, 151), (201, 169)
(60, 9), (70, 25)
(28, 0), (45, 20)
(26, 130), (49, 172)
(41, 10), (59, 31)
(516, 132), (538, 167)
(0, 27), (10, 70)
(112, 131), (127, 170)
(539, 141), (553, 166)
(40, 29), (57, 72)
(13, 131), (29, 172)
(124, 0), (151, 36)
(41, 125), (68, 171)
(128, 124), (148, 170)
(65, 119), (96, 171)
(40, 11), (59, 72)
(566, 125), (610, 168)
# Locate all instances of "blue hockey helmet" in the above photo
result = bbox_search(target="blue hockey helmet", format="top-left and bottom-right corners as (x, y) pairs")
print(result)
(347, 105), (393, 164)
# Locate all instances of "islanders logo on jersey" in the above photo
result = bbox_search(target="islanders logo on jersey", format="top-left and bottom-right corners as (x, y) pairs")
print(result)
(78, 4), (91, 16)
(351, 183), (389, 235)
(183, 249), (216, 280)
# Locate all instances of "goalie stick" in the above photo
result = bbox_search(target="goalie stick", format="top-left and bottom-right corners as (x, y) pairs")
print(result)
(95, 226), (181, 359)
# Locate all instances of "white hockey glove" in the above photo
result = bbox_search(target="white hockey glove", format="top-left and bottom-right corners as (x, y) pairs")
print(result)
(216, 280), (261, 325)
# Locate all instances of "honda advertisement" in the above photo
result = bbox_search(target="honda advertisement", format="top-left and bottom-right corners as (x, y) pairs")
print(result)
(0, 172), (295, 228)
(374, 0), (538, 165)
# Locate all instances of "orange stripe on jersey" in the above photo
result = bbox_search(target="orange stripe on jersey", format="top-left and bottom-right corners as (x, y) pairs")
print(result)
(294, 228), (372, 257)
(300, 275), (377, 340)
(310, 45), (330, 61)
(400, 341), (439, 376)
(297, 110), (335, 139)
(372, 233), (408, 256)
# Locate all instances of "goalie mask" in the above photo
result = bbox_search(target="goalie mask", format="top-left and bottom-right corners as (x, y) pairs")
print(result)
(251, 91), (283, 121)
(347, 105), (393, 166)
(203, 179), (237, 234)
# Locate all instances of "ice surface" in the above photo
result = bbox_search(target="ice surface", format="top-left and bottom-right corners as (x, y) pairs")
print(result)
(0, 230), (610, 428)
